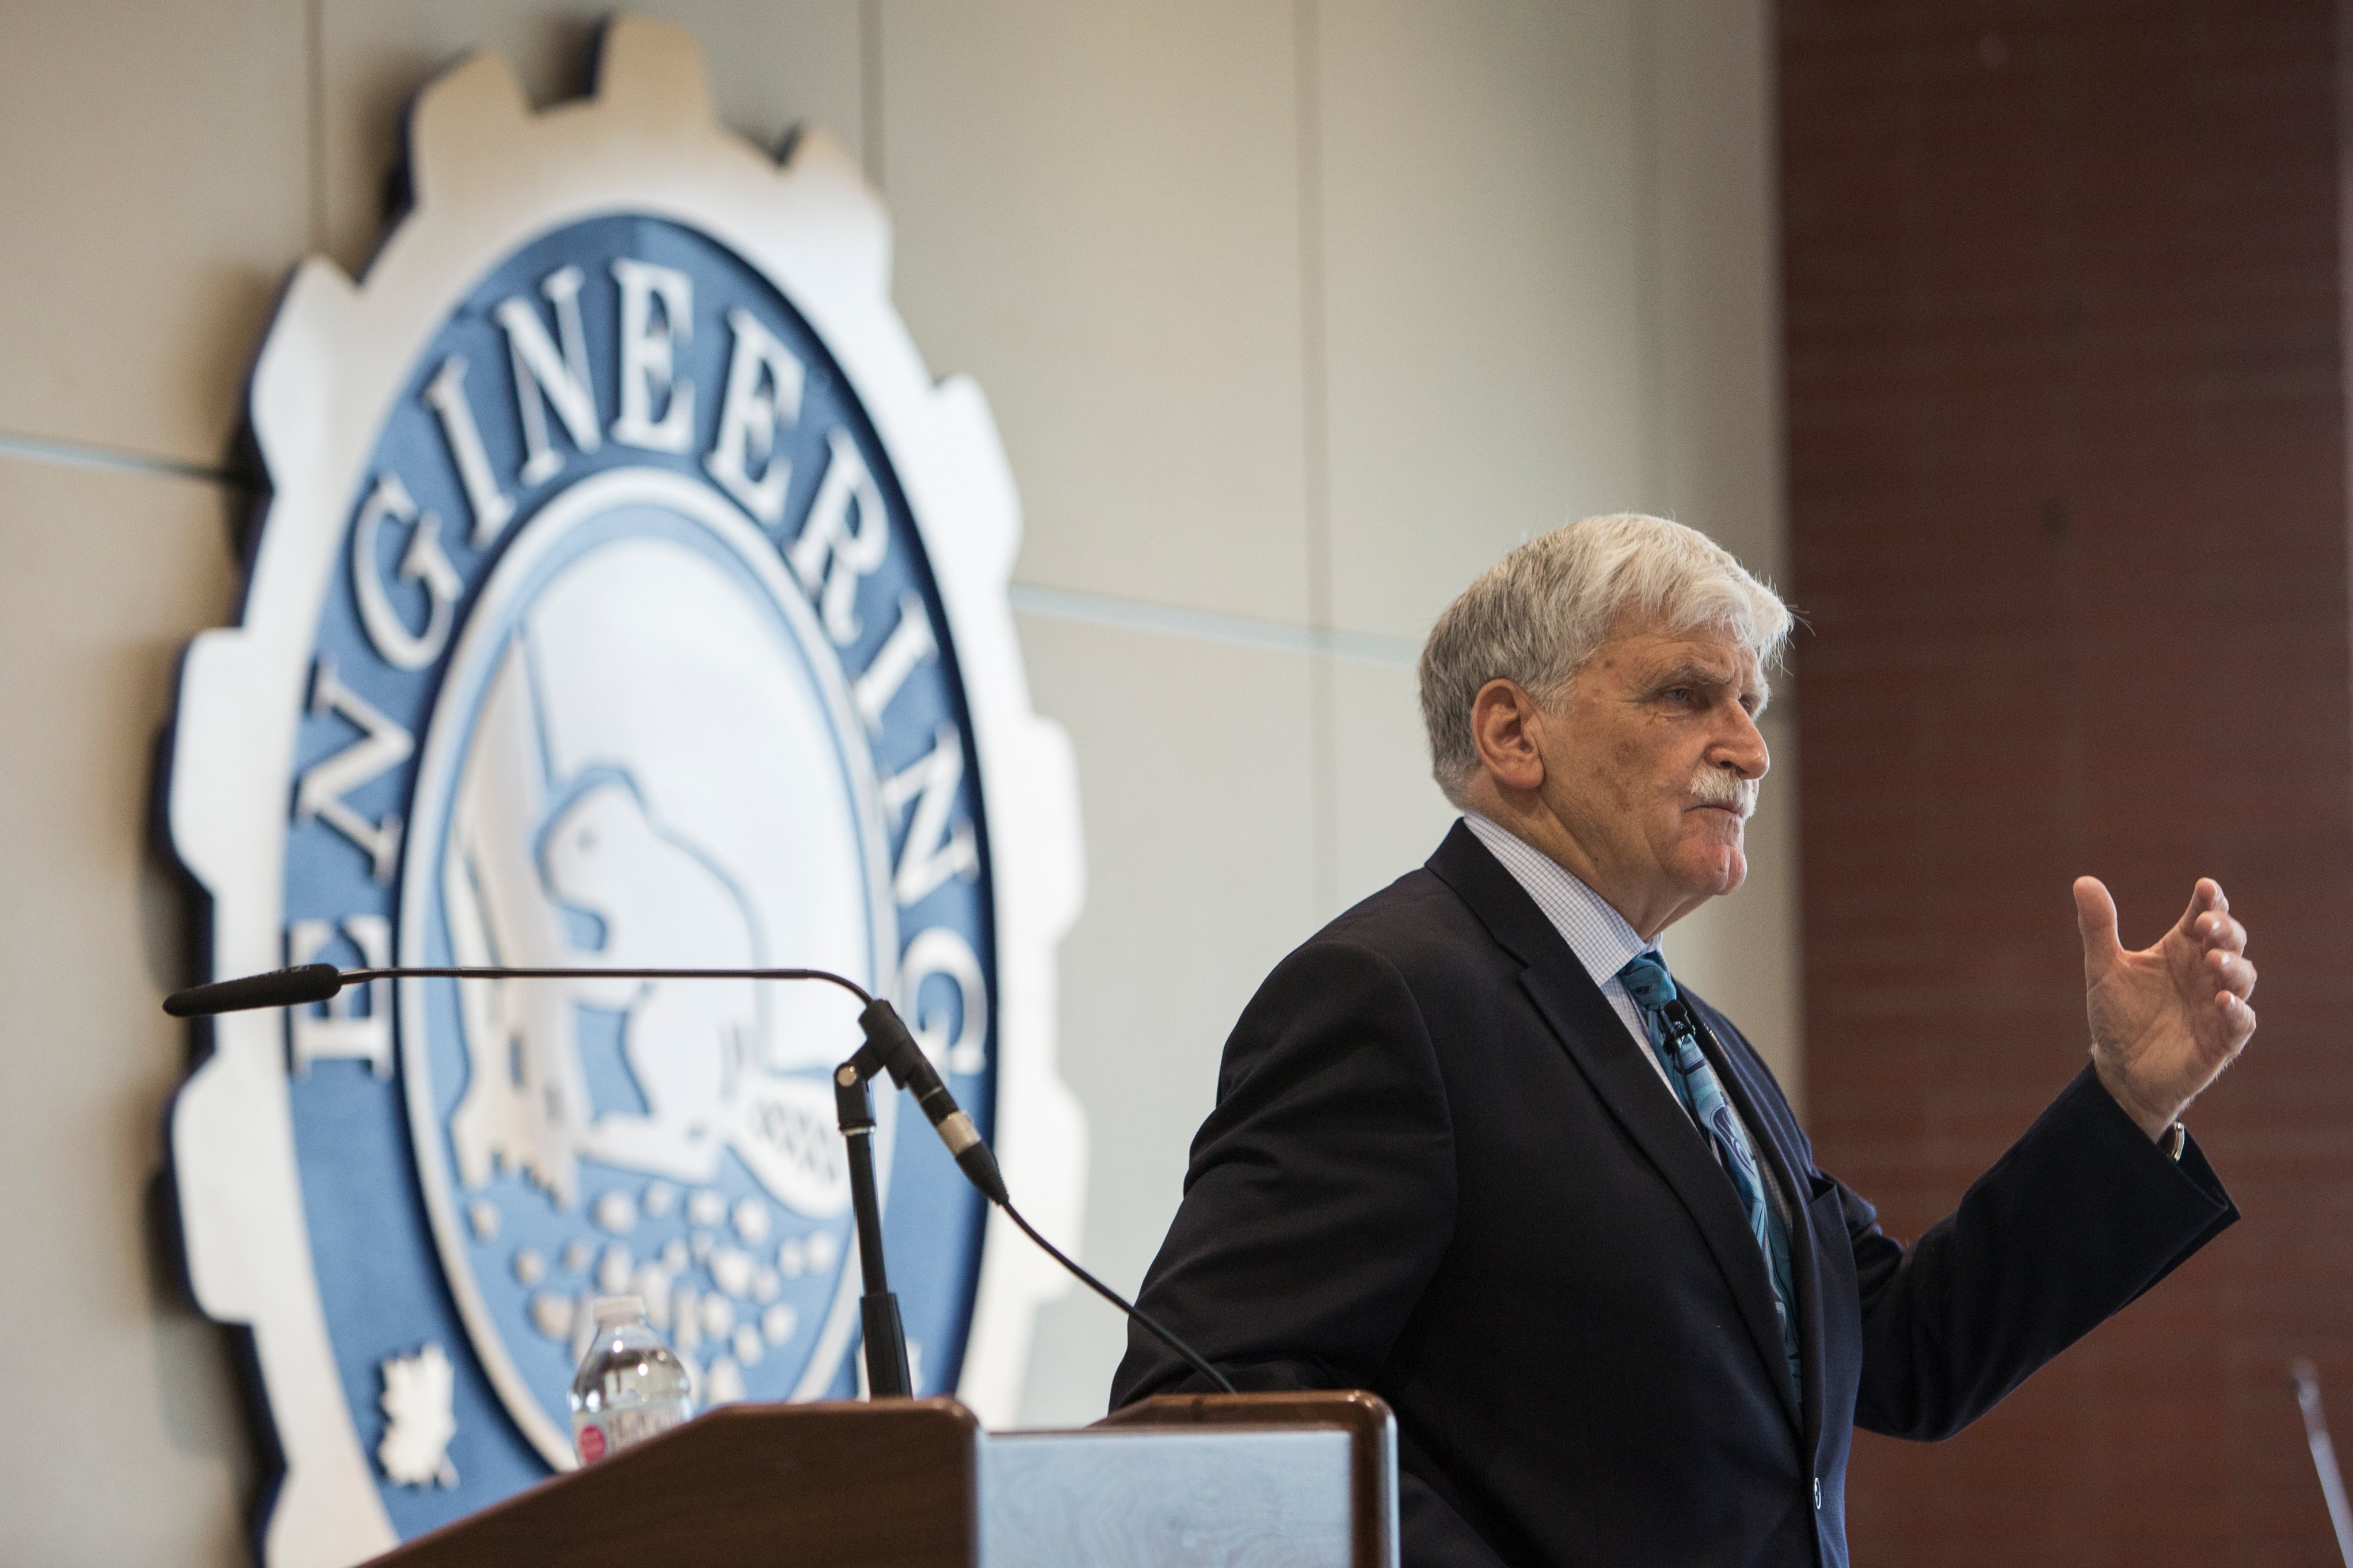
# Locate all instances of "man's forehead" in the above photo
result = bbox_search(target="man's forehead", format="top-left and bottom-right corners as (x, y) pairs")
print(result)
(1598, 619), (1764, 682)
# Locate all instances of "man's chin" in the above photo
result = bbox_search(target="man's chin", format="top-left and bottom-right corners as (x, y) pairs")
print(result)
(1674, 846), (1749, 899)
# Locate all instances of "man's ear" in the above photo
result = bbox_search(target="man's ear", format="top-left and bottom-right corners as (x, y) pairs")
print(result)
(1470, 679), (1547, 795)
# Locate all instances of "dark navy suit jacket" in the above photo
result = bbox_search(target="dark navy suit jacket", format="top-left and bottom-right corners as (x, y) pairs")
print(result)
(1111, 822), (2237, 1567)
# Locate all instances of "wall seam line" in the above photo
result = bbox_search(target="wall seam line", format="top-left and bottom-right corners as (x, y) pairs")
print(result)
(1007, 583), (1415, 668)
(0, 430), (245, 489)
(0, 424), (1426, 667)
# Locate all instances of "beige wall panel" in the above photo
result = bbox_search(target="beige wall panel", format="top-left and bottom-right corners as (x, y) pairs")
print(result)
(318, 0), (863, 274)
(0, 0), (307, 466)
(879, 0), (1312, 624)
(0, 457), (248, 1563)
(1329, 656), (1457, 914)
(1318, 0), (1648, 641)
(1006, 613), (1318, 1425)
(1647, 0), (1783, 585)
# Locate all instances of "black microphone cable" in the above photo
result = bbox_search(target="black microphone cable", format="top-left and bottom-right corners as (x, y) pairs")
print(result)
(163, 960), (1238, 1395)
(994, 1196), (1233, 1394)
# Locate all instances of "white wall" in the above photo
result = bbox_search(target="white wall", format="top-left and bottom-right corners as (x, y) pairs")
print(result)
(0, 1), (1788, 1559)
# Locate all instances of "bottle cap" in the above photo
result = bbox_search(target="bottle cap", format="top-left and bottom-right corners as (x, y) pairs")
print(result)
(591, 1294), (646, 1325)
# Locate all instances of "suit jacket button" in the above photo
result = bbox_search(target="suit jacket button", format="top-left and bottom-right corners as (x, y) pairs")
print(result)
(1813, 1477), (1823, 1509)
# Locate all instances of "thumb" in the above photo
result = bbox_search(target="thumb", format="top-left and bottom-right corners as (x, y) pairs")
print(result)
(2073, 876), (2126, 983)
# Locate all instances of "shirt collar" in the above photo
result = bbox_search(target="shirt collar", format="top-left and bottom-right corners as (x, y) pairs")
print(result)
(1460, 814), (1653, 990)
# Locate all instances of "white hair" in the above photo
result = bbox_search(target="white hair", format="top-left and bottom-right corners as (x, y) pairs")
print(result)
(1417, 513), (1793, 807)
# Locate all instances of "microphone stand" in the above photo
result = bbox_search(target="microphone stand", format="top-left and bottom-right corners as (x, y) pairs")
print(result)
(836, 1041), (912, 1398)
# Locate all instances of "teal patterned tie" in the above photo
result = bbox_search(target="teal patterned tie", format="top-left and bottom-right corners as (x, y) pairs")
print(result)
(1617, 953), (1801, 1402)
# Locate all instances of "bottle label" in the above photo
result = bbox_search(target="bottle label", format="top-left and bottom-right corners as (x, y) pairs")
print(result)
(573, 1403), (687, 1465)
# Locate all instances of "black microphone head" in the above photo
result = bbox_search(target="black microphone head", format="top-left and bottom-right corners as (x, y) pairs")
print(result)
(856, 999), (1006, 1202)
(164, 963), (347, 1017)
(857, 999), (934, 1092)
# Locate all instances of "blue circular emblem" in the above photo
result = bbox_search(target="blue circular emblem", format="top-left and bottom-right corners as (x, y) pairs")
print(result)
(278, 213), (996, 1533)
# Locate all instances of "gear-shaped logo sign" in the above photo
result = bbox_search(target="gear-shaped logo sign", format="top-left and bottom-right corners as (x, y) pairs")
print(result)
(163, 19), (1085, 1566)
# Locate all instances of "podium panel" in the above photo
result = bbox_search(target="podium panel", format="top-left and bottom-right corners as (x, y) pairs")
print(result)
(362, 1391), (1397, 1568)
(982, 1426), (1354, 1565)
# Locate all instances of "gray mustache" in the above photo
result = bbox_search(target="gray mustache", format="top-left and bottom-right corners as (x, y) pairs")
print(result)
(1690, 769), (1758, 819)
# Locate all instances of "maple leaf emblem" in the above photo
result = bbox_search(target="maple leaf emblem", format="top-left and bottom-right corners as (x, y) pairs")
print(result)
(378, 1343), (459, 1488)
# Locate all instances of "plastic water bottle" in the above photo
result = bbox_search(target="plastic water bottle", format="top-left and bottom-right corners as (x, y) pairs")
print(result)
(569, 1295), (693, 1464)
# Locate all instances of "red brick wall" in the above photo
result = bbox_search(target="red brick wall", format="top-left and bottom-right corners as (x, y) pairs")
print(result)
(1780, 3), (2353, 1562)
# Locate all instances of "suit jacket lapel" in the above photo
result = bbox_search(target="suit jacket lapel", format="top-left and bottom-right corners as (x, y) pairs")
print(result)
(1427, 824), (1804, 1437)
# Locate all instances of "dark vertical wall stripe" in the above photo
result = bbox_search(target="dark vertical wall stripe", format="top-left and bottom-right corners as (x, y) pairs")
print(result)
(1780, 3), (2353, 1561)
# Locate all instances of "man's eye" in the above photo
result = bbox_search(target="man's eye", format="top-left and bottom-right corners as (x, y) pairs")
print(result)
(1663, 688), (1695, 705)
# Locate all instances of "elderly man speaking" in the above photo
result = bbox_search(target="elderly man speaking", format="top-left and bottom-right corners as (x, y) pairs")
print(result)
(1110, 515), (2252, 1567)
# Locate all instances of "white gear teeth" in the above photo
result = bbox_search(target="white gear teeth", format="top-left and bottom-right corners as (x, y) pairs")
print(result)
(414, 50), (541, 212)
(407, 51), (534, 211)
(251, 260), (359, 471)
(926, 375), (1022, 582)
(775, 127), (894, 297)
(592, 14), (716, 132)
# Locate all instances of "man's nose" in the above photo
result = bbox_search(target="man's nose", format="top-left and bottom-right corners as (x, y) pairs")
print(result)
(1715, 703), (1771, 781)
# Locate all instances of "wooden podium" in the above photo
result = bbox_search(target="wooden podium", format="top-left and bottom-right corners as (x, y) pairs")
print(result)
(364, 1390), (1398, 1568)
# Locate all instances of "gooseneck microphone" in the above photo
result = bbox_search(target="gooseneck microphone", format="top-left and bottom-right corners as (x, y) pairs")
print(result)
(162, 962), (873, 1015)
(164, 961), (348, 1016)
(163, 962), (1237, 1398)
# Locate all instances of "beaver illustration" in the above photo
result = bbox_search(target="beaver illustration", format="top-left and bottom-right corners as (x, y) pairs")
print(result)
(542, 780), (763, 1184)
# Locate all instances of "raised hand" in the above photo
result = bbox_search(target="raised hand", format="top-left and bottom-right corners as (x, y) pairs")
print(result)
(2073, 876), (2257, 1142)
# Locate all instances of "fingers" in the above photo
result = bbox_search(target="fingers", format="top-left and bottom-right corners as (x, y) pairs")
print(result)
(2215, 989), (2259, 1044)
(2206, 946), (2257, 1001)
(2074, 876), (2124, 981)
(2181, 878), (2251, 963)
(2197, 909), (2249, 954)
(2177, 878), (2248, 948)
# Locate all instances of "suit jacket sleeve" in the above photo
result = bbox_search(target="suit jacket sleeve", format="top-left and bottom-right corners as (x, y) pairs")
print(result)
(1109, 939), (1509, 1568)
(1841, 1064), (2237, 1440)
